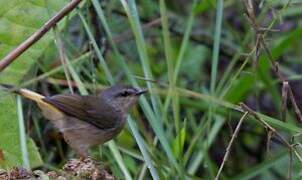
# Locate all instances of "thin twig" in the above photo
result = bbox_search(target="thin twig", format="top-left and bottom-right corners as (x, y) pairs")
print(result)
(53, 28), (74, 94)
(288, 87), (302, 122)
(134, 75), (168, 87)
(259, 22), (302, 124)
(288, 136), (295, 180)
(112, 8), (238, 59)
(243, 0), (302, 123)
(240, 103), (293, 149)
(266, 130), (273, 158)
(281, 82), (289, 121)
(240, 102), (302, 176)
(214, 111), (249, 180)
(0, 0), (83, 72)
(112, 17), (162, 44)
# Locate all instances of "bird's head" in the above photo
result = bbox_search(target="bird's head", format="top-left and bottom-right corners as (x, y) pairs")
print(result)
(99, 85), (147, 112)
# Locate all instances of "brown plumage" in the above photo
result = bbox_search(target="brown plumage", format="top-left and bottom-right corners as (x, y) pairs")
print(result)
(1, 84), (147, 157)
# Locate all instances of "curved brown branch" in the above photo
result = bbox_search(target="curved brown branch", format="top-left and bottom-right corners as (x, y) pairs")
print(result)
(0, 0), (83, 72)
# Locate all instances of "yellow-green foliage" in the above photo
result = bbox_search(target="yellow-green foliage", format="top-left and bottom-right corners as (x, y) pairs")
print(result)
(0, 0), (68, 169)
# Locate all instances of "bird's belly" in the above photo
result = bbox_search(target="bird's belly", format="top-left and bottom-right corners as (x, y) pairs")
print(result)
(52, 116), (123, 156)
(59, 117), (120, 146)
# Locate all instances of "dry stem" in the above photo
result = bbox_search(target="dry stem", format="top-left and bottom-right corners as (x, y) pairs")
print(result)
(243, 0), (302, 123)
(214, 112), (249, 180)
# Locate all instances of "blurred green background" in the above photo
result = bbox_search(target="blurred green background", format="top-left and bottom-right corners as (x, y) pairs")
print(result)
(1, 0), (302, 179)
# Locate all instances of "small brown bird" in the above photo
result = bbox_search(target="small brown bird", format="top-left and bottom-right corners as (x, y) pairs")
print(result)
(1, 84), (147, 157)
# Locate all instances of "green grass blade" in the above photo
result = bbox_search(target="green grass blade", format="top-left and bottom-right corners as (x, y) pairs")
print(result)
(210, 0), (224, 94)
(56, 14), (132, 178)
(94, 0), (181, 175)
(179, 87), (302, 133)
(20, 52), (91, 89)
(233, 151), (288, 180)
(172, 0), (197, 84)
(108, 142), (133, 180)
(187, 116), (224, 174)
(78, 13), (114, 84)
(127, 116), (159, 180)
(171, 0), (197, 133)
(90, 2), (160, 178)
(120, 0), (161, 117)
(159, 0), (173, 87)
(16, 95), (30, 169)
(66, 58), (88, 95)
(66, 59), (133, 179)
(91, 0), (136, 84)
(78, 8), (160, 179)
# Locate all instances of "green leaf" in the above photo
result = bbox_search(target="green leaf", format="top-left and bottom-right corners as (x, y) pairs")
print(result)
(0, 0), (68, 169)
(179, 88), (302, 133)
(224, 28), (302, 104)
(224, 73), (254, 103)
(173, 121), (187, 158)
(194, 0), (214, 14)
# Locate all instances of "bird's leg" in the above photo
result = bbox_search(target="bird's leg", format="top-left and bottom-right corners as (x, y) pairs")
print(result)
(75, 149), (89, 162)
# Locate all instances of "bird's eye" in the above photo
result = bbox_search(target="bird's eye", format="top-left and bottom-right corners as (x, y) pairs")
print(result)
(120, 90), (130, 97)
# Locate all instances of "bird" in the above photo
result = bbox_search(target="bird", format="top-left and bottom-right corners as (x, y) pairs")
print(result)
(0, 84), (147, 157)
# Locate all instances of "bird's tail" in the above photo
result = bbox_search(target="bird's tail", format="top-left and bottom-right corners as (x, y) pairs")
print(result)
(0, 83), (45, 103)
(0, 84), (65, 125)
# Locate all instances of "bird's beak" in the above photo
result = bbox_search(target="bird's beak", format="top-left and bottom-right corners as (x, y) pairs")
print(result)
(135, 88), (148, 96)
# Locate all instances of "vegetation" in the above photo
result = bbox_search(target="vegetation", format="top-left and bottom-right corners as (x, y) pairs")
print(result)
(0, 0), (302, 179)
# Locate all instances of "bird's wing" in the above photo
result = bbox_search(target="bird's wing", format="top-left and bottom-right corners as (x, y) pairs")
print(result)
(43, 94), (117, 129)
